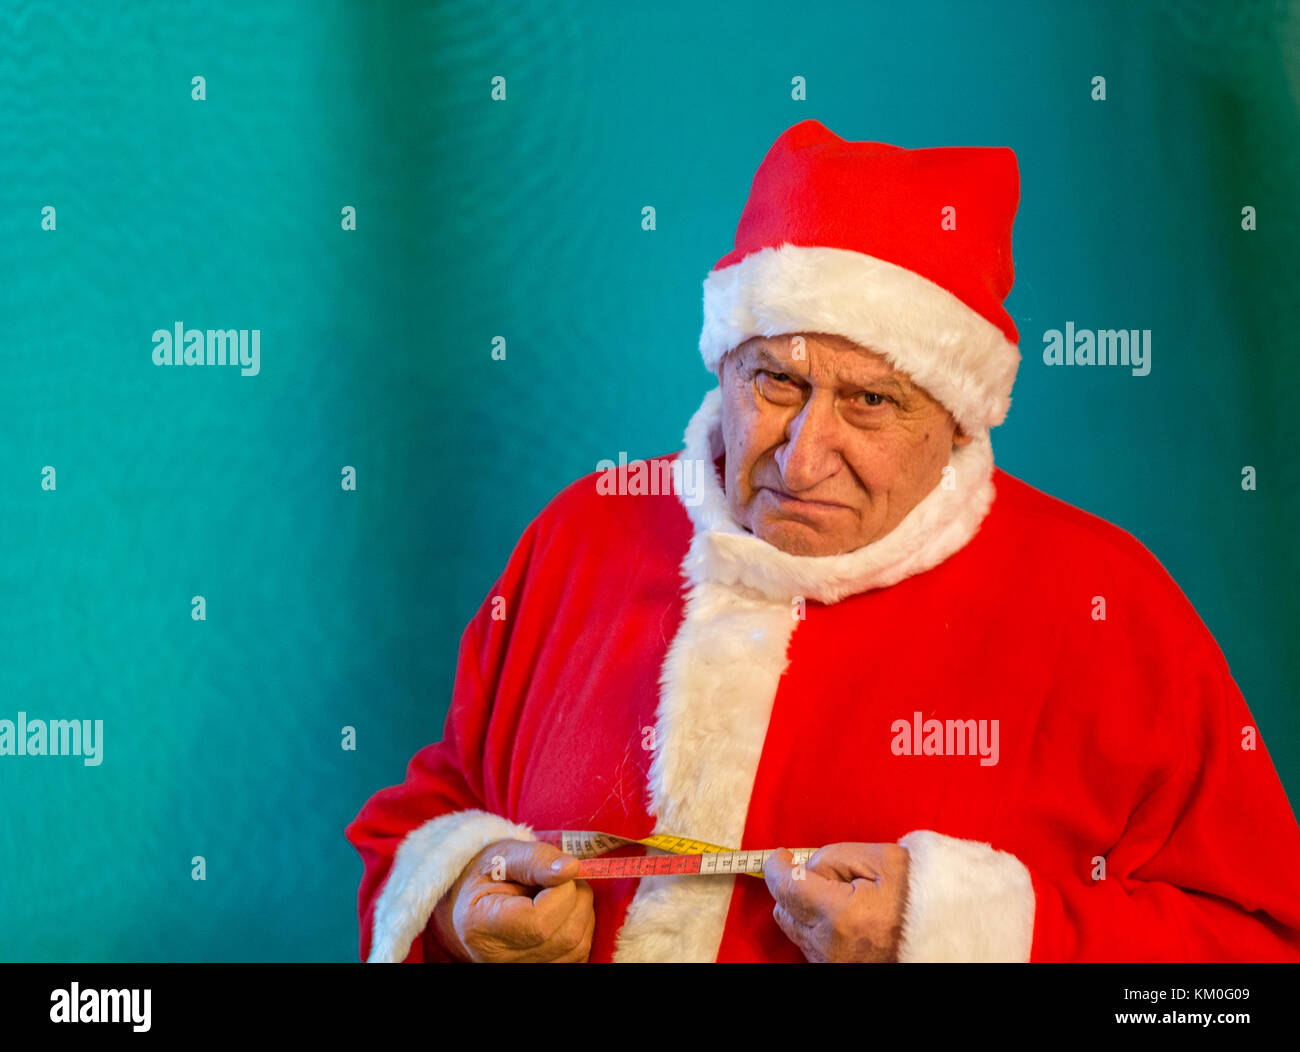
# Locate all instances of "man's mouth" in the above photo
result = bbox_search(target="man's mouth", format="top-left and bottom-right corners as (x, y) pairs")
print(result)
(758, 487), (847, 511)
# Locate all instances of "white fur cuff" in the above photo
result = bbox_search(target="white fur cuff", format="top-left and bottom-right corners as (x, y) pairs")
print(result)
(896, 830), (1035, 962)
(367, 808), (535, 963)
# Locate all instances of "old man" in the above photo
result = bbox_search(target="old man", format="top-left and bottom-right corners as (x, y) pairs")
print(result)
(346, 119), (1300, 963)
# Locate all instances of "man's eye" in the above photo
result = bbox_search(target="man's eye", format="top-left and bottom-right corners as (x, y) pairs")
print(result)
(859, 391), (890, 407)
(755, 370), (803, 405)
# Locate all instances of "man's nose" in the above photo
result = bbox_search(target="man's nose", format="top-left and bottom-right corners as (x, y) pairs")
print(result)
(774, 393), (842, 492)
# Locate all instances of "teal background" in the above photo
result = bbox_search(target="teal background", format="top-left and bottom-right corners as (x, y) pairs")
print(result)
(1, 0), (1296, 961)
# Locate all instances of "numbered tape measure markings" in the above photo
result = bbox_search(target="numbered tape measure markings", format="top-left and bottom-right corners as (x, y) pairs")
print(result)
(534, 830), (815, 880)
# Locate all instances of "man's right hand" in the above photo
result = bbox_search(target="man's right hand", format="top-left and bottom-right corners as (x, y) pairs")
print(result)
(431, 838), (595, 962)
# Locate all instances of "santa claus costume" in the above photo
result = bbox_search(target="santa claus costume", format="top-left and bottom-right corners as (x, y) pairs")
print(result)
(346, 119), (1300, 963)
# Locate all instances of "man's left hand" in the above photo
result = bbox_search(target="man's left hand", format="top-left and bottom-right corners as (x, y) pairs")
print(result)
(763, 843), (910, 962)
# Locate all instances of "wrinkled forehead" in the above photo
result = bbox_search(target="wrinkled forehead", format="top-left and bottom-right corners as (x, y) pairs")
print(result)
(728, 333), (919, 392)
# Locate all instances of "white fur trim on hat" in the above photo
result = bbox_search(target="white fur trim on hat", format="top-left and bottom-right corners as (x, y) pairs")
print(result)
(699, 243), (1021, 434)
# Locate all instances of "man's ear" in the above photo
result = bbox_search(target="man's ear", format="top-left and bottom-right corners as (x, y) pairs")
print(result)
(952, 423), (975, 448)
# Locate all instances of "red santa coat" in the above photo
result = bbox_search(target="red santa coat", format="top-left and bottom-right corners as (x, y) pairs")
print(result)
(346, 387), (1300, 963)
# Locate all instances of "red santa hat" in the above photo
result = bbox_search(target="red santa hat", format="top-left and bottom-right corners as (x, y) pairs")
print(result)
(699, 119), (1022, 435)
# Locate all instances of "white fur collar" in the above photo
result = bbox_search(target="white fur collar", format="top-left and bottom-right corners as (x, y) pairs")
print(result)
(677, 386), (996, 604)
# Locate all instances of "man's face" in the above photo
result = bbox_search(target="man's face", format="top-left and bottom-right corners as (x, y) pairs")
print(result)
(718, 332), (973, 557)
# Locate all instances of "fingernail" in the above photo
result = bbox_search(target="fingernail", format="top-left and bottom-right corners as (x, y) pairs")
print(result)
(550, 858), (565, 872)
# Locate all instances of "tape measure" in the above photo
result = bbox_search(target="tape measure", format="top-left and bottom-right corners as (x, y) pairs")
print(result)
(533, 829), (816, 880)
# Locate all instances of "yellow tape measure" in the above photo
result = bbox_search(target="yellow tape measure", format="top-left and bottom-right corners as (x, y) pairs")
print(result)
(533, 829), (815, 880)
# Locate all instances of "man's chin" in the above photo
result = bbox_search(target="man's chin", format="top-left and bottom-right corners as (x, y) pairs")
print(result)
(752, 518), (857, 558)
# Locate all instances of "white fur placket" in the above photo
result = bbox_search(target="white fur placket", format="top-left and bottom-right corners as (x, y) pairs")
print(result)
(610, 385), (1010, 962)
